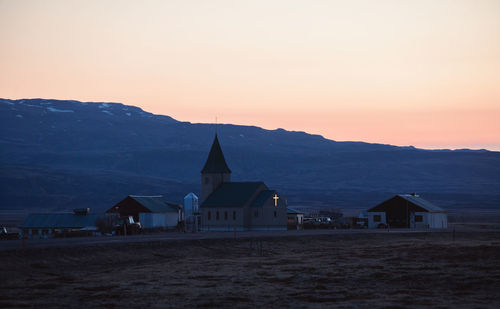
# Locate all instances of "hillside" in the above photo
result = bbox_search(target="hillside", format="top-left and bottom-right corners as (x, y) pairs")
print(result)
(1, 98), (499, 214)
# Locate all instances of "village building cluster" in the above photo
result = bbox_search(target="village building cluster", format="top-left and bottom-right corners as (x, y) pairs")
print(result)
(16, 135), (447, 238)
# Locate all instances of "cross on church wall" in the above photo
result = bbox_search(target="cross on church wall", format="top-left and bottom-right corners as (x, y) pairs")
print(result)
(273, 194), (279, 207)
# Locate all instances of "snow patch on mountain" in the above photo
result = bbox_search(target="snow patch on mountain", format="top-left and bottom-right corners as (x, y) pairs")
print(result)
(47, 107), (74, 113)
(0, 99), (14, 105)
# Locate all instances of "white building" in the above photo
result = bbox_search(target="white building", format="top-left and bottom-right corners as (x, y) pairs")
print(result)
(107, 195), (182, 230)
(365, 194), (447, 229)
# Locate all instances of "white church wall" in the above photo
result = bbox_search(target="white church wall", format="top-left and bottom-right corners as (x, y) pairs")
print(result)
(201, 207), (245, 231)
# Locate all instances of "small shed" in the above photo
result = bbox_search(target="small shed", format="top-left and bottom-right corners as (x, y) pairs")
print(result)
(107, 195), (182, 229)
(184, 193), (200, 232)
(287, 208), (304, 229)
(366, 194), (447, 229)
(19, 208), (105, 238)
(184, 192), (199, 217)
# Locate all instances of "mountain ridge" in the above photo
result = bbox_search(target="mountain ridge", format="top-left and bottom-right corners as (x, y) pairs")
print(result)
(1, 98), (499, 214)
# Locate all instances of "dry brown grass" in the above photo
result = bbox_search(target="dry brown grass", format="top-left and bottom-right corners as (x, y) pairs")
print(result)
(1, 231), (500, 308)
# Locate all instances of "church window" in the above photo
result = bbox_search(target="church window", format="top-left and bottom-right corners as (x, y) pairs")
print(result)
(216, 211), (220, 220)
(374, 215), (381, 222)
(224, 211), (228, 220)
(274, 210), (277, 218)
(233, 211), (236, 220)
(254, 210), (258, 217)
(205, 177), (210, 184)
(208, 211), (211, 220)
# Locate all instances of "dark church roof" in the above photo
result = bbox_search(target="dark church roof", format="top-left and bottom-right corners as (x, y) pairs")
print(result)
(201, 135), (231, 174)
(201, 182), (267, 207)
(251, 190), (276, 207)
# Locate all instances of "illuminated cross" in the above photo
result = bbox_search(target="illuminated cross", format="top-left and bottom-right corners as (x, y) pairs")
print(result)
(273, 194), (279, 207)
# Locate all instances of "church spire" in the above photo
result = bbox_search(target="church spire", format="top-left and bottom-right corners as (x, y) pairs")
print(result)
(201, 134), (231, 174)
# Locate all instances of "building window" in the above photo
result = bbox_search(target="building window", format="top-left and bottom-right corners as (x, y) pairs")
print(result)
(374, 215), (381, 222)
(224, 211), (228, 220)
(208, 211), (211, 220)
(233, 211), (236, 220)
(254, 210), (258, 217)
(216, 211), (219, 220)
(205, 177), (209, 184)
(274, 210), (277, 218)
(415, 215), (423, 222)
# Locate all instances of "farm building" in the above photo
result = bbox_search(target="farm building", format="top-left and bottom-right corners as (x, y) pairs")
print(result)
(366, 194), (447, 229)
(107, 195), (182, 229)
(287, 208), (304, 229)
(19, 208), (105, 238)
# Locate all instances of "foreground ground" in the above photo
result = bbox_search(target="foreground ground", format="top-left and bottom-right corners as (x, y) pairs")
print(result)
(1, 230), (499, 308)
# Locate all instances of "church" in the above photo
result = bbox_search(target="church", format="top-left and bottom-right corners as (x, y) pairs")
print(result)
(200, 135), (288, 231)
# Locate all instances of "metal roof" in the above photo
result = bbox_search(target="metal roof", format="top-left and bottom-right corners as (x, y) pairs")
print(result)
(201, 182), (266, 208)
(128, 195), (180, 213)
(201, 134), (232, 174)
(397, 194), (445, 212)
(19, 213), (105, 229)
(287, 208), (304, 214)
(184, 192), (198, 200)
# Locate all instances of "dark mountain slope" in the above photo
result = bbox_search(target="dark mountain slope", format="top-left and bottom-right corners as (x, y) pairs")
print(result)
(1, 98), (499, 213)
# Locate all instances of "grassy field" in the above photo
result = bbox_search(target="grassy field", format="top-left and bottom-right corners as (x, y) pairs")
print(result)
(1, 230), (500, 308)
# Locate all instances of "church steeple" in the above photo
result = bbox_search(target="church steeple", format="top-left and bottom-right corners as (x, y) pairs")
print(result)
(201, 134), (231, 202)
(201, 134), (231, 174)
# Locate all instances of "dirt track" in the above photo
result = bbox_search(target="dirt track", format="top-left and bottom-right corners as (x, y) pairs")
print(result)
(1, 231), (500, 308)
(0, 228), (439, 251)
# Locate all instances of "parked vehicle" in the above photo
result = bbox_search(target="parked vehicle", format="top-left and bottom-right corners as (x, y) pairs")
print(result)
(113, 216), (142, 235)
(1, 226), (19, 240)
(304, 217), (337, 229)
(314, 217), (333, 228)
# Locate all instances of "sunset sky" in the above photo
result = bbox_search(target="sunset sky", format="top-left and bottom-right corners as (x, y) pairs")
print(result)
(1, 0), (499, 150)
